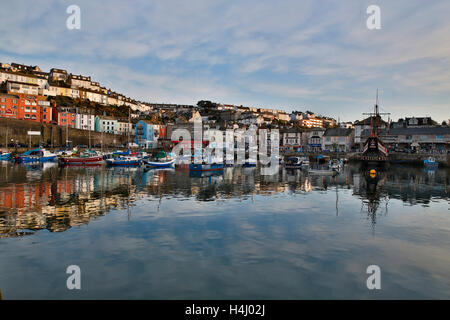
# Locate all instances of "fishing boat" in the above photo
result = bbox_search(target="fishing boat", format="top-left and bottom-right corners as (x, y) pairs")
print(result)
(59, 150), (104, 166)
(15, 148), (57, 163)
(143, 151), (175, 168)
(285, 157), (303, 169)
(424, 157), (438, 167)
(105, 156), (141, 166)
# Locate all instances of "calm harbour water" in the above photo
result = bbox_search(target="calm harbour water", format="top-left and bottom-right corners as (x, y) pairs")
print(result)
(0, 162), (449, 299)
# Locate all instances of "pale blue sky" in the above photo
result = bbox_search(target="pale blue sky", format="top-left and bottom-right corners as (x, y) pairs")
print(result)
(0, 0), (449, 122)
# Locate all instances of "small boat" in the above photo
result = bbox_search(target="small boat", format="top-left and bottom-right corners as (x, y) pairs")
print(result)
(144, 159), (175, 168)
(59, 150), (104, 166)
(285, 157), (303, 169)
(189, 163), (224, 171)
(15, 148), (57, 163)
(424, 157), (438, 167)
(144, 150), (175, 168)
(105, 156), (141, 166)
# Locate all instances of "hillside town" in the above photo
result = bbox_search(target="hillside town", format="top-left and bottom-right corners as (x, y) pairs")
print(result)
(0, 61), (449, 154)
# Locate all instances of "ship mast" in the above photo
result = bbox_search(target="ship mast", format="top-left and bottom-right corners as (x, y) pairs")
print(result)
(363, 89), (390, 136)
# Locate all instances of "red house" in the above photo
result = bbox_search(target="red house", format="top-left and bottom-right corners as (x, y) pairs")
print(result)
(53, 106), (77, 127)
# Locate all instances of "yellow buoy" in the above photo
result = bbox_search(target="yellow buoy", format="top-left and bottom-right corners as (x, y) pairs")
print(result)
(370, 169), (376, 175)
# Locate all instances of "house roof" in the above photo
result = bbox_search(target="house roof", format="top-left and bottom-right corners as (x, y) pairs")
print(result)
(386, 127), (450, 135)
(324, 128), (354, 137)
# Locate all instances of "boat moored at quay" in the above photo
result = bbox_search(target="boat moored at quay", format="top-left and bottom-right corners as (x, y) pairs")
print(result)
(15, 148), (58, 164)
(59, 151), (104, 166)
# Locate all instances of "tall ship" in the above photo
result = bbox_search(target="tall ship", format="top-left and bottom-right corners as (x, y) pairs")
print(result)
(361, 91), (390, 165)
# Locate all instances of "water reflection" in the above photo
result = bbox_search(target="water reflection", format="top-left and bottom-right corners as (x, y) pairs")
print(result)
(0, 163), (448, 238)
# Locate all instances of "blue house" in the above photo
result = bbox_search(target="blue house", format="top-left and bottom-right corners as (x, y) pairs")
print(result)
(135, 120), (162, 148)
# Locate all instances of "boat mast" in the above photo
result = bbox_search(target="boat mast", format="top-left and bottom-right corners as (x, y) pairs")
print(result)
(88, 109), (91, 149)
(128, 107), (131, 149)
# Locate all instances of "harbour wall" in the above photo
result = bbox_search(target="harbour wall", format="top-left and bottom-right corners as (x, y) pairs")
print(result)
(0, 118), (130, 148)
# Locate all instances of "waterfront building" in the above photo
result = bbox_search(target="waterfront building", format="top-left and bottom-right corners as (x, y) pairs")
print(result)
(135, 120), (166, 148)
(391, 117), (437, 128)
(307, 127), (326, 152)
(322, 127), (355, 152)
(76, 111), (95, 131)
(0, 93), (20, 119)
(53, 107), (77, 128)
(117, 119), (133, 136)
(0, 93), (51, 123)
(380, 127), (450, 152)
(281, 127), (304, 152)
(95, 115), (118, 134)
(38, 99), (52, 123)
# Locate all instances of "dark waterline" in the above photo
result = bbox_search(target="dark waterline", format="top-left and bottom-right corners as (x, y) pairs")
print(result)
(0, 162), (449, 299)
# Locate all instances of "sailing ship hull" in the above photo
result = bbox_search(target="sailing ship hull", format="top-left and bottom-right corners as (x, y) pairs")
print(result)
(361, 136), (388, 166)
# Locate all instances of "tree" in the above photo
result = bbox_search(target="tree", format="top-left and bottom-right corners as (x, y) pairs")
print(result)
(442, 120), (448, 126)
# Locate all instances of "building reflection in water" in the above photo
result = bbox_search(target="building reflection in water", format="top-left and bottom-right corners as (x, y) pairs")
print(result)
(0, 162), (448, 238)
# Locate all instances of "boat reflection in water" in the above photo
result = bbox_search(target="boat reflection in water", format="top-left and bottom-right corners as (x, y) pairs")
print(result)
(0, 162), (449, 299)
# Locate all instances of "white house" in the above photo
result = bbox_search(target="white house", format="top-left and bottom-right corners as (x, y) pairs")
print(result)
(76, 112), (95, 131)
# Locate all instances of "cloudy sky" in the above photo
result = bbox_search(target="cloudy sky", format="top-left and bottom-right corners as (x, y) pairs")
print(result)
(0, 0), (449, 122)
